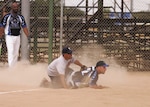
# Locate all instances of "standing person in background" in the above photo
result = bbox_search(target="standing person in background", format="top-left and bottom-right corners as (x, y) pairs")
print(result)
(0, 1), (29, 67)
(47, 47), (87, 89)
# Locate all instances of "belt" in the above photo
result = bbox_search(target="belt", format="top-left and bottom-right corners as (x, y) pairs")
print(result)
(8, 35), (20, 36)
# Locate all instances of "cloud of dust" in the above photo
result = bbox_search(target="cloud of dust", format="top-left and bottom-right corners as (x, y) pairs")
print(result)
(0, 61), (48, 87)
(0, 44), (131, 88)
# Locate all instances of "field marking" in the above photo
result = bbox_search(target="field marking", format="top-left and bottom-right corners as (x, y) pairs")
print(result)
(0, 89), (40, 95)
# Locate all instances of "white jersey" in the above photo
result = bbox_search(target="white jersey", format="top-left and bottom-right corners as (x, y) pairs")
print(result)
(47, 55), (75, 76)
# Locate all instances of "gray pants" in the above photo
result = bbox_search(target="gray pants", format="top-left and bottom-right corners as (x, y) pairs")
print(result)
(49, 67), (74, 88)
(49, 76), (63, 88)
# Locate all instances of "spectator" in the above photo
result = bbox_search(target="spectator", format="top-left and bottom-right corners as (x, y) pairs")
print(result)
(0, 1), (29, 67)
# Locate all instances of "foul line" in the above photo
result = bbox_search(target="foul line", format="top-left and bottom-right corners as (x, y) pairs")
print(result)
(0, 89), (40, 95)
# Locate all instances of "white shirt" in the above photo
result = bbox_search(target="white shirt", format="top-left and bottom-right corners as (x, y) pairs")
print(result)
(47, 55), (75, 76)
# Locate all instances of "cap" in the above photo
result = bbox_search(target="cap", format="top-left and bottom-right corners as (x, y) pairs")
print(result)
(62, 47), (72, 54)
(96, 61), (109, 67)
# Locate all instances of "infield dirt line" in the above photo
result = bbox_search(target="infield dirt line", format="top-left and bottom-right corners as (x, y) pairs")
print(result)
(0, 88), (41, 95)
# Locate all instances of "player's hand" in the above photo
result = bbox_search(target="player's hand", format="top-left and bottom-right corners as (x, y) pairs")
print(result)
(81, 65), (87, 71)
(97, 85), (109, 89)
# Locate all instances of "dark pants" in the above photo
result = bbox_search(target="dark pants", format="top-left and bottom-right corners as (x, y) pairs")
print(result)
(49, 76), (63, 88)
(49, 67), (74, 88)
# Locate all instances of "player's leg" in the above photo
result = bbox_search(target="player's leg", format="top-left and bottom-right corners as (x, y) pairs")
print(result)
(40, 78), (51, 88)
(13, 36), (20, 65)
(49, 76), (63, 88)
(5, 35), (15, 67)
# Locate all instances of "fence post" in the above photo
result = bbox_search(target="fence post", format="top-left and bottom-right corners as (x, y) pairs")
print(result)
(21, 0), (30, 61)
(48, 0), (54, 64)
(97, 0), (104, 44)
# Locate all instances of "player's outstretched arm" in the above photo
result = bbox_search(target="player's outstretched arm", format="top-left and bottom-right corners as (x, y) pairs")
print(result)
(90, 84), (108, 89)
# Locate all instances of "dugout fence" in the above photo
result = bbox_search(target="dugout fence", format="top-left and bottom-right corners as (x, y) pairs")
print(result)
(0, 0), (150, 71)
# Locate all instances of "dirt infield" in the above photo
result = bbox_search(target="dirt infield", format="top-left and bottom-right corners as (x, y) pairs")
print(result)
(0, 62), (150, 107)
(0, 45), (150, 107)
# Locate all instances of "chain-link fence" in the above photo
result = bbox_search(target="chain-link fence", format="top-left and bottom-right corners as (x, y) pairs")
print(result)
(0, 0), (150, 71)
